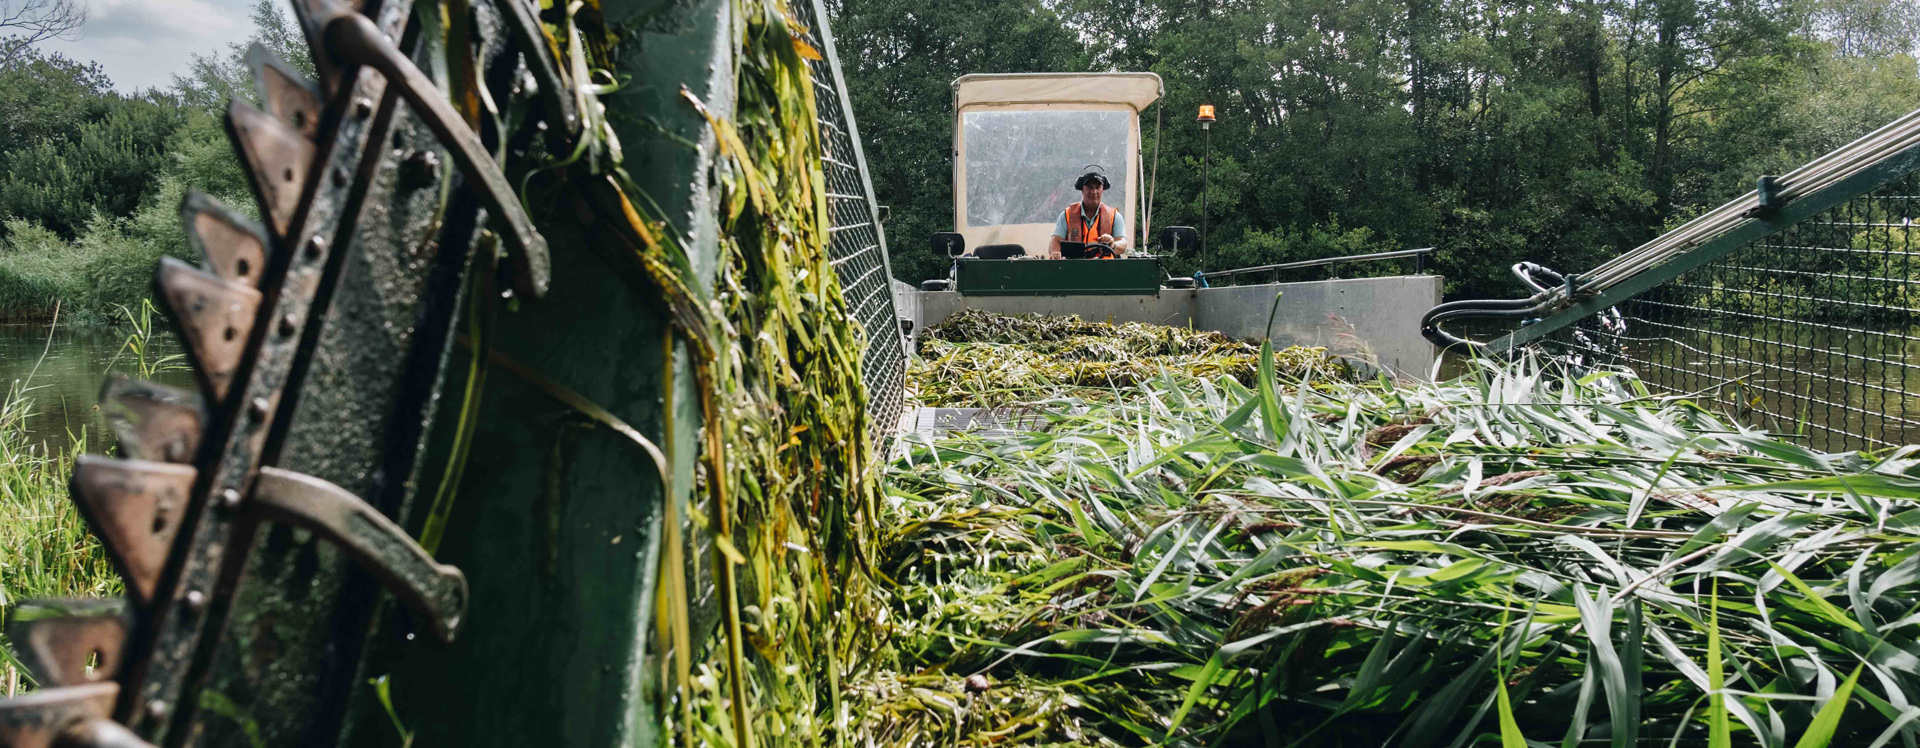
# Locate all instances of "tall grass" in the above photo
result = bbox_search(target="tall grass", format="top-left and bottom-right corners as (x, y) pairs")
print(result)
(0, 381), (120, 693)
(0, 310), (162, 692)
(851, 346), (1920, 746)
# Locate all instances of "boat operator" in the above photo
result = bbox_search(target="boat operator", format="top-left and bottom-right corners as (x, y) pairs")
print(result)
(1049, 171), (1130, 259)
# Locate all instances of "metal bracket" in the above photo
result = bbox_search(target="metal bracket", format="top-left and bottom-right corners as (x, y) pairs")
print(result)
(247, 468), (468, 643)
(248, 44), (324, 141)
(6, 600), (130, 688)
(495, 0), (579, 143)
(1753, 175), (1785, 215)
(325, 10), (552, 298)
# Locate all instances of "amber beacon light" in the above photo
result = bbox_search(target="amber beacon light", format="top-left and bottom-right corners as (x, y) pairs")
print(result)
(1197, 103), (1215, 268)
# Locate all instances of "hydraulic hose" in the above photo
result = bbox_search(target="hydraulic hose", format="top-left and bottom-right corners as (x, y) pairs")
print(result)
(1418, 263), (1570, 350)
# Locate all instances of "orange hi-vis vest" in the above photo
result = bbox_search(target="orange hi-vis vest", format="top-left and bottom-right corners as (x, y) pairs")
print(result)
(1064, 202), (1116, 243)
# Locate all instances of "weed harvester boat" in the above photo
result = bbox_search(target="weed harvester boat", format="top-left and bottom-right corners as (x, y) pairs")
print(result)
(896, 73), (1446, 379)
(0, 0), (906, 744)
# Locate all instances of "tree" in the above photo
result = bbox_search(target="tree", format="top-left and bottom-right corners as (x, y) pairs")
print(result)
(0, 0), (84, 70)
(0, 46), (110, 155)
(0, 92), (186, 237)
(828, 0), (1089, 284)
(174, 0), (316, 111)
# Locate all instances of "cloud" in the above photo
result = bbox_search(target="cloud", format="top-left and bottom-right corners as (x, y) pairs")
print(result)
(40, 0), (254, 92)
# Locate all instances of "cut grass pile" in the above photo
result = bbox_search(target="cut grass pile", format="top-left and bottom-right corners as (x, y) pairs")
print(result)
(854, 335), (1920, 746)
(913, 310), (1353, 407)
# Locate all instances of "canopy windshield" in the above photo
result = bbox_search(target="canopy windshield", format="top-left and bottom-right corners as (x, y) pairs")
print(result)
(964, 110), (1130, 227)
(951, 73), (1163, 252)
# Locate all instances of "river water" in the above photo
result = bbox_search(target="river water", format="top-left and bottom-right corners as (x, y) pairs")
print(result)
(1, 323), (191, 453)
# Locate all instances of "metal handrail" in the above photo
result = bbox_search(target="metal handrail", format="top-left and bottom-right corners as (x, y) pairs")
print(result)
(1197, 247), (1436, 281)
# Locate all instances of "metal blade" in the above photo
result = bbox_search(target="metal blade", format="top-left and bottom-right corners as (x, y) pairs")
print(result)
(226, 100), (316, 239)
(156, 257), (262, 402)
(0, 683), (120, 748)
(99, 378), (206, 465)
(5, 599), (129, 688)
(68, 458), (197, 605)
(247, 44), (323, 141)
(249, 467), (467, 643)
(178, 191), (271, 289)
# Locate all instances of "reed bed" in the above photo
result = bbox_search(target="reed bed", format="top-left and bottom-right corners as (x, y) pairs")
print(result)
(851, 341), (1920, 746)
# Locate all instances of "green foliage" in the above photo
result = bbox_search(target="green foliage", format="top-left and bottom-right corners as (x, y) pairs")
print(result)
(913, 309), (1354, 405)
(0, 180), (199, 323)
(0, 94), (187, 238)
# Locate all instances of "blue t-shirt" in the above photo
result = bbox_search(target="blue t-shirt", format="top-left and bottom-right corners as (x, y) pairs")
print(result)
(1051, 205), (1127, 240)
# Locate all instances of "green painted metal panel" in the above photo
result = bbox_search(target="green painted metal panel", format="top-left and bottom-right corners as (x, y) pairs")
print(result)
(957, 257), (1163, 295)
(339, 0), (728, 745)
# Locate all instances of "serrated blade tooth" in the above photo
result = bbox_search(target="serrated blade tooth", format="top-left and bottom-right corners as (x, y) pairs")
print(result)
(69, 457), (197, 605)
(0, 683), (121, 748)
(179, 191), (271, 289)
(247, 44), (322, 140)
(5, 599), (129, 687)
(156, 257), (262, 402)
(226, 99), (315, 239)
(99, 377), (207, 464)
(286, 0), (358, 97)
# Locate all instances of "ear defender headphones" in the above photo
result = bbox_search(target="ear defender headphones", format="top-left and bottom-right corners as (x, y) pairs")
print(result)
(1074, 172), (1111, 190)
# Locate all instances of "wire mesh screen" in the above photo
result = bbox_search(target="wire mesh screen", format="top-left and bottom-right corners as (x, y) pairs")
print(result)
(793, 0), (909, 451)
(1543, 172), (1920, 452)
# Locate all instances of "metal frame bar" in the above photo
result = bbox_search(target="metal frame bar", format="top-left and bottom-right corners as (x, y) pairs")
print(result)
(1495, 141), (1920, 351)
(1198, 247), (1434, 281)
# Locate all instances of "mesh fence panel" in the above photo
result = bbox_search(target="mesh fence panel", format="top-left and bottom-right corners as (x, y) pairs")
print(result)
(792, 0), (909, 451)
(1543, 172), (1920, 453)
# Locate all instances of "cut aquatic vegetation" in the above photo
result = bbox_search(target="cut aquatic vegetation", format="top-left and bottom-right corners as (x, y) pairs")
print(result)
(855, 342), (1920, 746)
(912, 309), (1353, 407)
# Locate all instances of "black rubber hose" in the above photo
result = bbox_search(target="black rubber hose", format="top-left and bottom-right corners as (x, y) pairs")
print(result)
(1511, 262), (1566, 293)
(1420, 262), (1572, 350)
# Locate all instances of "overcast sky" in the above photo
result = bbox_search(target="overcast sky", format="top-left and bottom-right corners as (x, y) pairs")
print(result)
(42, 0), (257, 93)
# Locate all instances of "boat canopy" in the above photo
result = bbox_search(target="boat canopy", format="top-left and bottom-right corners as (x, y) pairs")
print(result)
(952, 73), (1164, 254)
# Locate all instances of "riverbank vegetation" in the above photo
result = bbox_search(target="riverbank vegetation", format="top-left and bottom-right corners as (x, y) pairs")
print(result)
(0, 381), (117, 692)
(837, 0), (1920, 298)
(848, 322), (1920, 745)
(0, 1), (303, 324)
